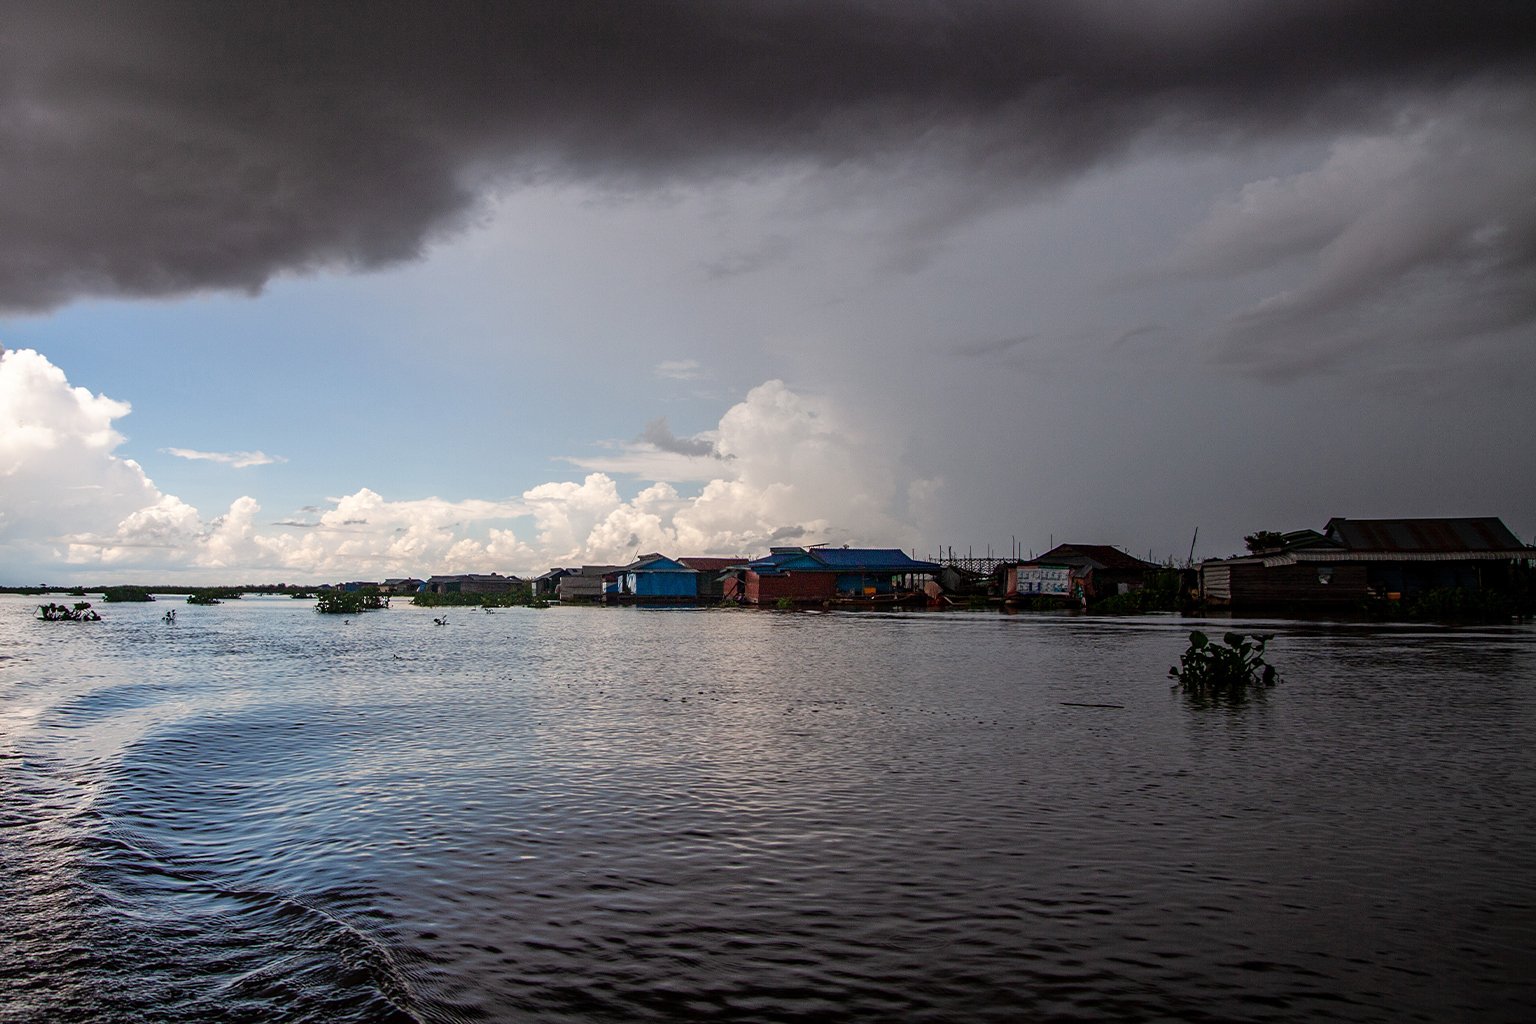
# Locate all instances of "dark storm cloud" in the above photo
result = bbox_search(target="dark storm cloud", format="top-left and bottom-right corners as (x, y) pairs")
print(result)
(640, 417), (720, 459)
(2, 1), (1533, 311)
(1178, 86), (1536, 383)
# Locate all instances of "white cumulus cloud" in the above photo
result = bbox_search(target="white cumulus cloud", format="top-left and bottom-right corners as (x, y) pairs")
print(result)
(2, 349), (935, 581)
(1, 347), (162, 568)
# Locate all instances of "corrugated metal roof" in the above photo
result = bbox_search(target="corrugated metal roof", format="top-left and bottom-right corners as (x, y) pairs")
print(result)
(678, 557), (745, 572)
(1325, 517), (1525, 553)
(570, 564), (624, 578)
(622, 553), (694, 572)
(810, 547), (938, 569)
(1281, 549), (1534, 563)
(1039, 544), (1158, 570)
(746, 547), (940, 573)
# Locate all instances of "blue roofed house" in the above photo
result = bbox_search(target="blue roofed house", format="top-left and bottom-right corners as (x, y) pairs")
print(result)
(604, 553), (700, 604)
(737, 546), (941, 606)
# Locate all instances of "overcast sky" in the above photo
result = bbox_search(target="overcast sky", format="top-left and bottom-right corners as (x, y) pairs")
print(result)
(2, 1), (1533, 583)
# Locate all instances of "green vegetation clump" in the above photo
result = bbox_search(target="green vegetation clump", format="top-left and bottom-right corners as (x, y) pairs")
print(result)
(1401, 587), (1524, 622)
(1169, 630), (1279, 698)
(1243, 531), (1286, 553)
(315, 591), (387, 614)
(1356, 584), (1532, 623)
(102, 586), (154, 602)
(1090, 570), (1184, 614)
(412, 590), (533, 608)
(187, 588), (241, 605)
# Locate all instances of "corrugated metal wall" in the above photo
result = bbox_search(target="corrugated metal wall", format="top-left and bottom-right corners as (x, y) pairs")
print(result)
(631, 571), (699, 597)
(1229, 563), (1369, 607)
(746, 572), (838, 604)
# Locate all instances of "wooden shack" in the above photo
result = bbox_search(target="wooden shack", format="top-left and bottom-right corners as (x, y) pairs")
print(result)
(1201, 516), (1531, 611)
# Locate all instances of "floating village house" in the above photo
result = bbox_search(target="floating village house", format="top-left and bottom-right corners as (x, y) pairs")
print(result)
(529, 568), (572, 600)
(1002, 543), (1160, 604)
(1201, 516), (1532, 611)
(556, 565), (623, 603)
(604, 553), (698, 603)
(422, 572), (524, 596)
(733, 546), (941, 606)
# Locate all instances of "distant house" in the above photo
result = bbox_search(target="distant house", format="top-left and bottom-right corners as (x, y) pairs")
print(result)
(1001, 561), (1080, 604)
(530, 568), (573, 600)
(678, 556), (747, 601)
(1039, 544), (1159, 599)
(1201, 516), (1532, 610)
(1000, 544), (1159, 604)
(556, 565), (623, 603)
(423, 573), (524, 596)
(380, 578), (424, 595)
(340, 580), (381, 593)
(735, 546), (941, 606)
(605, 553), (699, 603)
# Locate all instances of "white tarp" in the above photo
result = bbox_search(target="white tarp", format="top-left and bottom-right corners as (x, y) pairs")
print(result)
(1015, 564), (1071, 596)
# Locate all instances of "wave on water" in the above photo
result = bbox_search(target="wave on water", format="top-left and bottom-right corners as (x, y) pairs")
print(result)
(1, 686), (425, 1024)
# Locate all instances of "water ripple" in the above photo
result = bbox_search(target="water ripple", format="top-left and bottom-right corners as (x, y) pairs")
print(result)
(3, 597), (1534, 1022)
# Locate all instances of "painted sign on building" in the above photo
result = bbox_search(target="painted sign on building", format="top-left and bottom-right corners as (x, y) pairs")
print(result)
(1015, 564), (1072, 596)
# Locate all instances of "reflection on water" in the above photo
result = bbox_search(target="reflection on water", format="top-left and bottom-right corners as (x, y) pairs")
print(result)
(2, 596), (1534, 1023)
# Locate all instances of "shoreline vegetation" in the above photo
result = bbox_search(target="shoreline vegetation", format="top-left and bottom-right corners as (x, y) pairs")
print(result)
(6, 579), (1529, 624)
(410, 591), (551, 609)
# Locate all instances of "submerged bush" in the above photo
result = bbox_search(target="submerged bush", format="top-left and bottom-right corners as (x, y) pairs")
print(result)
(315, 590), (387, 614)
(1401, 587), (1521, 623)
(1169, 630), (1279, 697)
(102, 586), (154, 602)
(1089, 570), (1185, 615)
(411, 590), (533, 608)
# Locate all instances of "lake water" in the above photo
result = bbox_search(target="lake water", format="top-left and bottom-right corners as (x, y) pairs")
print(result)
(3, 594), (1534, 1023)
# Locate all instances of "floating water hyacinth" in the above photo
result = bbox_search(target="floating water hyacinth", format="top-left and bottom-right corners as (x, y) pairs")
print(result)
(1169, 630), (1280, 697)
